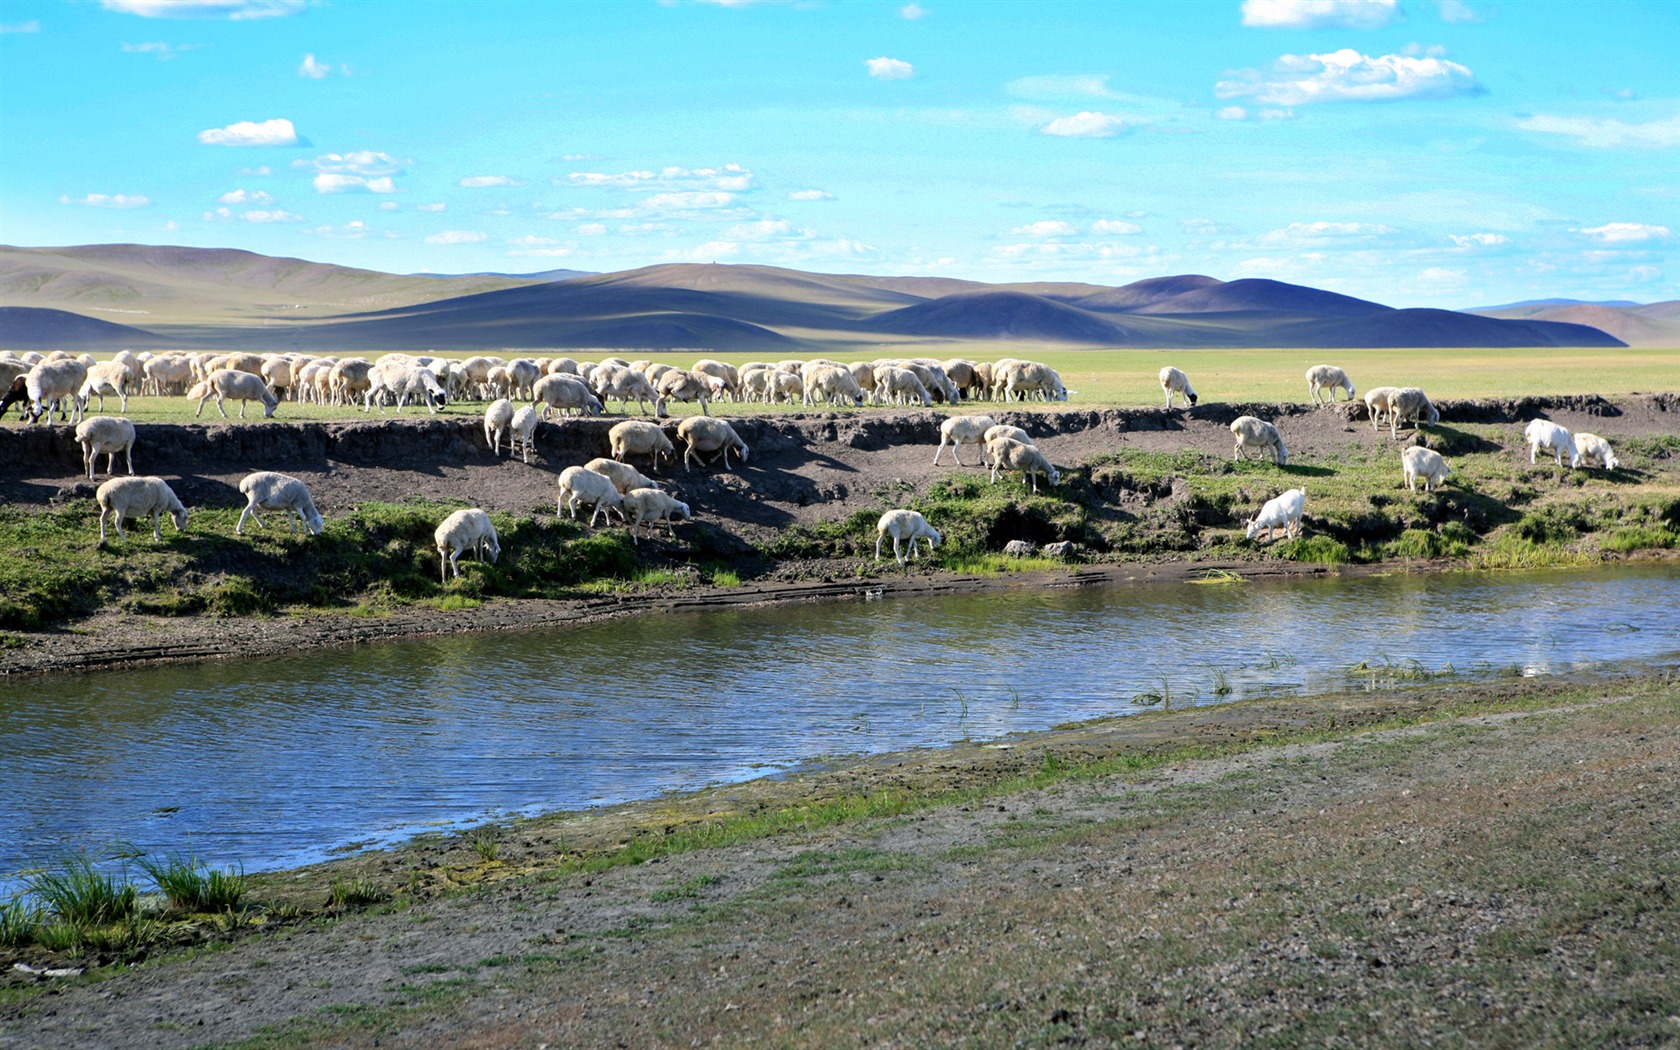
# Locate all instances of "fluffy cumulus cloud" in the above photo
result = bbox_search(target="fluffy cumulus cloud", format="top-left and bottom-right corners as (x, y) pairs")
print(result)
(1216, 49), (1480, 106)
(865, 57), (914, 80)
(1039, 111), (1132, 138)
(1011, 220), (1077, 237)
(304, 220), (371, 239)
(102, 0), (304, 18)
(298, 53), (329, 78)
(197, 118), (300, 146)
(1216, 105), (1296, 121)
(566, 164), (755, 192)
(307, 150), (404, 176)
(203, 206), (302, 223)
(417, 202), (446, 212)
(459, 175), (525, 188)
(1450, 232), (1507, 248)
(217, 188), (274, 205)
(720, 218), (811, 242)
(425, 230), (488, 245)
(787, 189), (834, 201)
(899, 3), (927, 18)
(1517, 112), (1680, 150)
(313, 174), (396, 194)
(1416, 266), (1468, 286)
(1576, 222), (1672, 243)
(1091, 219), (1143, 235)
(60, 193), (150, 208)
(1240, 0), (1399, 29)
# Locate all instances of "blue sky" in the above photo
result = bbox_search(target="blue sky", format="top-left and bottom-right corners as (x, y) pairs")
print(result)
(1, 0), (1676, 307)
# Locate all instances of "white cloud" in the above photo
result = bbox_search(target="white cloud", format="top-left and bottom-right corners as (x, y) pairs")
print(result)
(899, 2), (927, 18)
(122, 41), (199, 59)
(1217, 106), (1249, 121)
(1011, 220), (1077, 237)
(1039, 111), (1132, 138)
(1449, 232), (1507, 248)
(1216, 49), (1481, 106)
(298, 53), (328, 78)
(866, 57), (914, 80)
(1240, 0), (1398, 29)
(1181, 217), (1231, 236)
(1, 20), (40, 32)
(378, 201), (399, 211)
(459, 175), (525, 188)
(59, 193), (151, 208)
(1516, 112), (1680, 150)
(241, 165), (272, 176)
(1006, 74), (1121, 100)
(306, 150), (404, 176)
(102, 0), (304, 18)
(1577, 222), (1672, 243)
(1435, 0), (1483, 24)
(312, 173), (397, 194)
(642, 191), (737, 210)
(1257, 220), (1395, 245)
(1092, 219), (1143, 235)
(203, 206), (302, 223)
(1216, 105), (1297, 121)
(574, 223), (608, 236)
(217, 188), (274, 205)
(197, 118), (300, 146)
(417, 202), (446, 212)
(559, 152), (602, 162)
(1416, 266), (1467, 285)
(720, 218), (809, 241)
(425, 230), (489, 245)
(787, 189), (835, 201)
(304, 221), (371, 239)
(566, 164), (755, 192)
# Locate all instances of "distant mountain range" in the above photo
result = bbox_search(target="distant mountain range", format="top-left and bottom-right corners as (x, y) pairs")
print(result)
(1467, 298), (1680, 348)
(0, 243), (1637, 352)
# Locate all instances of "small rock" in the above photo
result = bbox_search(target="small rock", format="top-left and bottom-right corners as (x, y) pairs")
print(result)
(1003, 540), (1038, 557)
(1043, 541), (1081, 559)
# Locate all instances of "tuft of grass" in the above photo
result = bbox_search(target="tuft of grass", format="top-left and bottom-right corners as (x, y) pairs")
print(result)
(137, 854), (246, 913)
(327, 878), (388, 909)
(1274, 534), (1353, 565)
(0, 895), (41, 947)
(649, 874), (721, 903)
(471, 828), (501, 863)
(27, 850), (141, 927)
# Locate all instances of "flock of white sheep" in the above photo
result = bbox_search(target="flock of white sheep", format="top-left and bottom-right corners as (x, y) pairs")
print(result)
(0, 347), (1627, 577)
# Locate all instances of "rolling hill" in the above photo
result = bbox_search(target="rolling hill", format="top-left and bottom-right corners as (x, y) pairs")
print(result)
(0, 244), (1634, 352)
(1469, 299), (1680, 348)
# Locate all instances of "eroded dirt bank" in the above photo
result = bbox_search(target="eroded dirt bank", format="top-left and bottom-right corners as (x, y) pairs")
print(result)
(2, 675), (1676, 1048)
(2, 394), (1675, 676)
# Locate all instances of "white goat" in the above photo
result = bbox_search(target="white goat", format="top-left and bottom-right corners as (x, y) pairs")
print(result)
(875, 509), (940, 564)
(96, 476), (187, 543)
(236, 471), (325, 536)
(1574, 432), (1620, 471)
(933, 415), (997, 466)
(75, 416), (136, 480)
(1305, 365), (1356, 406)
(1401, 446), (1451, 492)
(1525, 419), (1581, 468)
(1159, 366), (1197, 409)
(557, 467), (624, 527)
(1230, 416), (1288, 465)
(434, 508), (500, 582)
(622, 487), (691, 544)
(1245, 488), (1306, 542)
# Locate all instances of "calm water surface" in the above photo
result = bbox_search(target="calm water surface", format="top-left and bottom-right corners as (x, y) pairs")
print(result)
(3, 565), (1676, 886)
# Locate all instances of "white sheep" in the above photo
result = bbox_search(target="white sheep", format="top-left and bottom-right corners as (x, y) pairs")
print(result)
(484, 398), (516, 455)
(1305, 365), (1356, 406)
(96, 475), (187, 543)
(1574, 432), (1620, 471)
(987, 437), (1060, 493)
(1388, 387), (1440, 438)
(622, 487), (691, 544)
(1001, 361), (1068, 402)
(75, 416), (137, 480)
(23, 359), (89, 424)
(875, 366), (932, 407)
(1401, 446), (1452, 492)
(236, 471), (325, 536)
(1525, 419), (1581, 468)
(596, 367), (661, 415)
(509, 405), (541, 464)
(981, 424), (1032, 446)
(676, 416), (749, 471)
(1245, 488), (1305, 542)
(1230, 415), (1289, 465)
(609, 419), (676, 470)
(365, 363), (447, 414)
(1363, 386), (1400, 432)
(1159, 366), (1197, 409)
(581, 458), (659, 496)
(875, 509), (940, 564)
(655, 369), (715, 416)
(192, 368), (279, 419)
(531, 373), (603, 419)
(78, 361), (132, 414)
(766, 370), (805, 405)
(933, 415), (998, 466)
(557, 467), (624, 528)
(806, 365), (867, 407)
(435, 508), (501, 582)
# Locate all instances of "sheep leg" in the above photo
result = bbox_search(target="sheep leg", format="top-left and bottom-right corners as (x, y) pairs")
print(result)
(216, 395), (230, 420)
(894, 536), (906, 564)
(236, 503), (261, 534)
(875, 532), (885, 561)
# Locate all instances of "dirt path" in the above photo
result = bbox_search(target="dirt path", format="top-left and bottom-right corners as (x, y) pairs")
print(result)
(4, 676), (1676, 1048)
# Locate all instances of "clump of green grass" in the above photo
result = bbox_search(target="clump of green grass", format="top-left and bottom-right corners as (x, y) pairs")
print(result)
(137, 854), (246, 913)
(26, 850), (141, 927)
(0, 895), (41, 947)
(471, 828), (501, 863)
(1600, 525), (1679, 553)
(1274, 535), (1353, 565)
(328, 877), (387, 908)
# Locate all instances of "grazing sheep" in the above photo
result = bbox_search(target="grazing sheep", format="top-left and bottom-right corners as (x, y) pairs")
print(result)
(365, 363), (447, 414)
(484, 398), (516, 455)
(75, 416), (136, 480)
(78, 361), (132, 414)
(1388, 387), (1440, 438)
(509, 405), (540, 464)
(596, 366), (661, 415)
(987, 437), (1060, 493)
(622, 487), (691, 544)
(609, 419), (676, 469)
(1230, 415), (1289, 465)
(1001, 361), (1068, 403)
(328, 358), (374, 406)
(507, 359), (542, 400)
(1525, 419), (1581, 468)
(941, 359), (978, 400)
(1401, 446), (1452, 492)
(656, 368), (715, 416)
(766, 370), (805, 405)
(1159, 366), (1197, 409)
(142, 354), (194, 397)
(980, 425), (1033, 467)
(1245, 488), (1306, 542)
(556, 466), (624, 527)
(22, 359), (90, 424)
(933, 415), (998, 466)
(1363, 386), (1401, 432)
(875, 509), (940, 564)
(692, 359), (740, 401)
(677, 416), (749, 471)
(96, 475), (187, 543)
(1574, 432), (1620, 471)
(236, 471), (325, 536)
(740, 367), (773, 403)
(806, 365), (868, 407)
(531, 373), (602, 419)
(1305, 365), (1356, 406)
(875, 366), (932, 407)
(193, 368), (278, 419)
(434, 508), (500, 582)
(582, 457), (660, 495)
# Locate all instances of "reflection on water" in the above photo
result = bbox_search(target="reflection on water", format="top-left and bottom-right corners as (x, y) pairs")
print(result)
(2, 564), (1676, 885)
